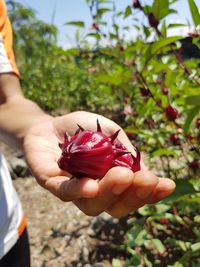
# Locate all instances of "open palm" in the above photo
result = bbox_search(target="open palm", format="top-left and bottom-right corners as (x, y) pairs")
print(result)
(23, 111), (175, 218)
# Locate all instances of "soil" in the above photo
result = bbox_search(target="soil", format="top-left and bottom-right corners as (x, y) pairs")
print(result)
(1, 142), (131, 267)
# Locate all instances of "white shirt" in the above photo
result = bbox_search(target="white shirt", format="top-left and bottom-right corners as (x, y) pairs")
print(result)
(0, 152), (23, 259)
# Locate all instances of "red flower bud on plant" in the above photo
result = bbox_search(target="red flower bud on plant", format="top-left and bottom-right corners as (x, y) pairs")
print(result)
(119, 45), (124, 52)
(189, 160), (199, 171)
(159, 218), (169, 225)
(58, 120), (141, 179)
(148, 13), (159, 28)
(196, 118), (200, 129)
(162, 87), (169, 95)
(133, 0), (142, 9)
(140, 87), (150, 97)
(170, 134), (180, 145)
(165, 105), (178, 121)
(91, 22), (99, 31)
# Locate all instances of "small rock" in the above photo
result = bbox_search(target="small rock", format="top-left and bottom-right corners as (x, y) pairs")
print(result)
(9, 157), (30, 178)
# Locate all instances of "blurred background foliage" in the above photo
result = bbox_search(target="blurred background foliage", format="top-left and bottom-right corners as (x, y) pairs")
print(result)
(6, 0), (200, 266)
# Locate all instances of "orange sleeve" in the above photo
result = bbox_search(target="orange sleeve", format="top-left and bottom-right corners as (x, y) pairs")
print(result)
(0, 0), (20, 78)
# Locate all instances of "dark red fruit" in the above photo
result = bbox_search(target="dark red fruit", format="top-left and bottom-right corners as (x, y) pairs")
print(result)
(196, 118), (200, 129)
(119, 45), (124, 52)
(189, 160), (199, 171)
(91, 22), (99, 31)
(162, 87), (169, 95)
(113, 146), (141, 172)
(170, 134), (180, 145)
(133, 0), (142, 9)
(159, 218), (169, 225)
(58, 121), (141, 179)
(165, 105), (178, 121)
(148, 13), (159, 28)
(140, 87), (150, 97)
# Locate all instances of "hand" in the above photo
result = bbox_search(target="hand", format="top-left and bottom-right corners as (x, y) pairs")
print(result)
(23, 111), (175, 218)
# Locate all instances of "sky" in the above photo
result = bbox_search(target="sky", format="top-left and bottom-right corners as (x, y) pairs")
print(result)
(12, 0), (199, 47)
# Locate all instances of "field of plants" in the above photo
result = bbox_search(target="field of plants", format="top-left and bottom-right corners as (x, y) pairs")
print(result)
(7, 0), (200, 266)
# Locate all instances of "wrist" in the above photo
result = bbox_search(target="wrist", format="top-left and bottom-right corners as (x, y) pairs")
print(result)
(0, 95), (52, 149)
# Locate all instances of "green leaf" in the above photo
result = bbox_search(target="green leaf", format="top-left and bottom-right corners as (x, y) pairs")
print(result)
(152, 0), (161, 20)
(151, 239), (165, 253)
(188, 0), (200, 27)
(144, 36), (183, 66)
(183, 106), (200, 133)
(135, 229), (147, 246)
(194, 215), (200, 223)
(161, 20), (167, 36)
(191, 242), (200, 252)
(65, 21), (85, 28)
(96, 8), (110, 18)
(151, 36), (182, 54)
(161, 180), (196, 203)
(87, 33), (101, 40)
(124, 5), (132, 18)
(144, 255), (153, 267)
(185, 95), (200, 106)
(112, 259), (124, 267)
(168, 23), (186, 28)
(152, 148), (176, 157)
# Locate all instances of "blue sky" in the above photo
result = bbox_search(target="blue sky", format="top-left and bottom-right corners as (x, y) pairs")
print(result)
(13, 0), (199, 47)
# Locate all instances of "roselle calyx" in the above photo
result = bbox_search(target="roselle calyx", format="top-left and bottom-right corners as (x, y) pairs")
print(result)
(148, 13), (159, 28)
(58, 120), (141, 179)
(165, 105), (178, 121)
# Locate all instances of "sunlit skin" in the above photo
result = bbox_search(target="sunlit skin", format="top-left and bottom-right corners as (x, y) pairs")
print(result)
(23, 112), (176, 218)
(0, 74), (176, 218)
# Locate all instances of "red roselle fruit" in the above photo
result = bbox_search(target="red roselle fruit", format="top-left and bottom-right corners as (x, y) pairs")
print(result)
(170, 134), (180, 145)
(133, 0), (142, 9)
(159, 218), (169, 225)
(140, 87), (150, 97)
(189, 160), (199, 171)
(148, 13), (159, 28)
(196, 118), (200, 129)
(58, 120), (141, 179)
(91, 22), (99, 31)
(162, 87), (169, 95)
(165, 105), (178, 121)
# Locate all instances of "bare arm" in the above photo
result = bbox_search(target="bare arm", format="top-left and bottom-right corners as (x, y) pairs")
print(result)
(0, 73), (52, 149)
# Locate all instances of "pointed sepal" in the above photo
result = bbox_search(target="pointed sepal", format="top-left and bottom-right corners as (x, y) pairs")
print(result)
(109, 129), (120, 143)
(96, 119), (102, 132)
(132, 147), (141, 172)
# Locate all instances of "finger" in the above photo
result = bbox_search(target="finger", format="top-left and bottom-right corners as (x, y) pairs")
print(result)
(106, 177), (175, 218)
(44, 176), (99, 201)
(74, 167), (134, 216)
(106, 170), (159, 218)
(147, 178), (176, 204)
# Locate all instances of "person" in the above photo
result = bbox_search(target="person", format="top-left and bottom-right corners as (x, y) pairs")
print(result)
(0, 0), (176, 266)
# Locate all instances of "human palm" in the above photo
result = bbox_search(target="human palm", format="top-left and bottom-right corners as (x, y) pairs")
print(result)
(23, 111), (175, 218)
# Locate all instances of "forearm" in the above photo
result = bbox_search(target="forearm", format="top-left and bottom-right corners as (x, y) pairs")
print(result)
(0, 74), (52, 149)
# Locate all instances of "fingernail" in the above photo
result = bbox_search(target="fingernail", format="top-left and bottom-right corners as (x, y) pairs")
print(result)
(136, 188), (152, 199)
(112, 183), (129, 195)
